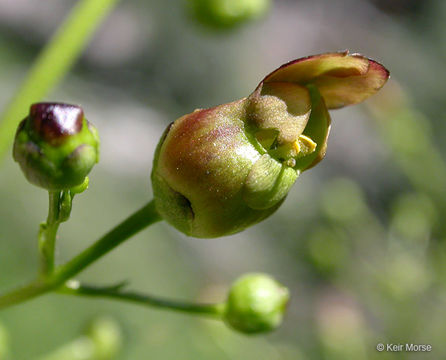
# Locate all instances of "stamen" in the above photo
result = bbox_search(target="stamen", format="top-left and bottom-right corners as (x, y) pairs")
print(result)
(298, 134), (317, 155)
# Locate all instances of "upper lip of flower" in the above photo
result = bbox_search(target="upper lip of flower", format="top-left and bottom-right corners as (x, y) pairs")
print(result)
(247, 51), (389, 169)
(258, 50), (390, 110)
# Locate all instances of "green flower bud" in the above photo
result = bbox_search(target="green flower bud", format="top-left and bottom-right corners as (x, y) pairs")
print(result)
(188, 0), (270, 29)
(223, 273), (289, 334)
(13, 103), (99, 190)
(152, 52), (389, 237)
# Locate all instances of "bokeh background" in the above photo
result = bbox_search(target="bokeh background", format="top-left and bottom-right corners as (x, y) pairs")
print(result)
(1, 0), (446, 359)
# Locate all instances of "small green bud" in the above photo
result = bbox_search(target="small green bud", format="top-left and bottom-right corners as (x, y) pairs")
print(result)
(223, 273), (289, 334)
(188, 0), (270, 29)
(152, 52), (389, 237)
(13, 103), (99, 190)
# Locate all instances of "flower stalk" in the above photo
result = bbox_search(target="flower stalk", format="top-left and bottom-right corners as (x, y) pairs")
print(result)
(59, 281), (225, 317)
(0, 200), (161, 310)
(38, 191), (63, 275)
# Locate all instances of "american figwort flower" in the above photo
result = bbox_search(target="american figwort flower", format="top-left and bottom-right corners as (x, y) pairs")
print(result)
(2, 52), (390, 340)
(13, 103), (99, 190)
(223, 273), (289, 334)
(152, 52), (389, 238)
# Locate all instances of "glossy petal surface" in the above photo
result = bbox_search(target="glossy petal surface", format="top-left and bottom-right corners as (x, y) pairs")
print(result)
(261, 52), (389, 109)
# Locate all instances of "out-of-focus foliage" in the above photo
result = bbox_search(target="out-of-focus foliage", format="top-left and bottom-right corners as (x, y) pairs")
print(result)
(36, 317), (122, 360)
(187, 0), (270, 29)
(0, 322), (10, 359)
(0, 0), (445, 359)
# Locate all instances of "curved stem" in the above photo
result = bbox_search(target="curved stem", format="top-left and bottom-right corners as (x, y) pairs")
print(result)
(0, 0), (121, 160)
(59, 281), (225, 318)
(53, 200), (161, 283)
(0, 200), (161, 310)
(39, 191), (62, 275)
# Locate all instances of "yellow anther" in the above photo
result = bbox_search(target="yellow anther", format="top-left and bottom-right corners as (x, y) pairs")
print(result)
(292, 140), (301, 153)
(271, 134), (317, 162)
(290, 134), (317, 158)
(293, 135), (317, 156)
(298, 134), (317, 154)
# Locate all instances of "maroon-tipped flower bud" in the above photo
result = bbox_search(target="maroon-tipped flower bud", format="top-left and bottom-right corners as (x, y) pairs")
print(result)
(152, 52), (389, 238)
(13, 102), (99, 190)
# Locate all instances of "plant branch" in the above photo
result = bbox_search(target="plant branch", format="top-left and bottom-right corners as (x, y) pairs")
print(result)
(53, 201), (162, 283)
(0, 200), (161, 310)
(0, 0), (121, 160)
(0, 280), (51, 311)
(59, 281), (225, 317)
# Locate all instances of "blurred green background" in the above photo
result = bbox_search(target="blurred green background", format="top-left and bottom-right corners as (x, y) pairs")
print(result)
(1, 0), (446, 358)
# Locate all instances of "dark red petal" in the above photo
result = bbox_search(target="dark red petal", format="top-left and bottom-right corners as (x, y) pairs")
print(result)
(30, 103), (83, 145)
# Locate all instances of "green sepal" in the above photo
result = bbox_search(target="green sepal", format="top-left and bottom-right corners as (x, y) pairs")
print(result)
(58, 191), (72, 222)
(243, 154), (298, 210)
(70, 176), (89, 195)
(38, 222), (48, 254)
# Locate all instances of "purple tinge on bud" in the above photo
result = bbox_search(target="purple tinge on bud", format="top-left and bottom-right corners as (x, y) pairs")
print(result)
(30, 103), (83, 145)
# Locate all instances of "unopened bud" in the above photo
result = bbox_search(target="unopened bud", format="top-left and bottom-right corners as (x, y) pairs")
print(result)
(223, 273), (289, 334)
(13, 103), (99, 190)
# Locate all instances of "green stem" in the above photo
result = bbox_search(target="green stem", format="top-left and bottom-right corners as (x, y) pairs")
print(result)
(0, 0), (120, 160)
(0, 200), (161, 310)
(53, 201), (161, 283)
(0, 280), (50, 311)
(39, 191), (62, 275)
(59, 282), (225, 318)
